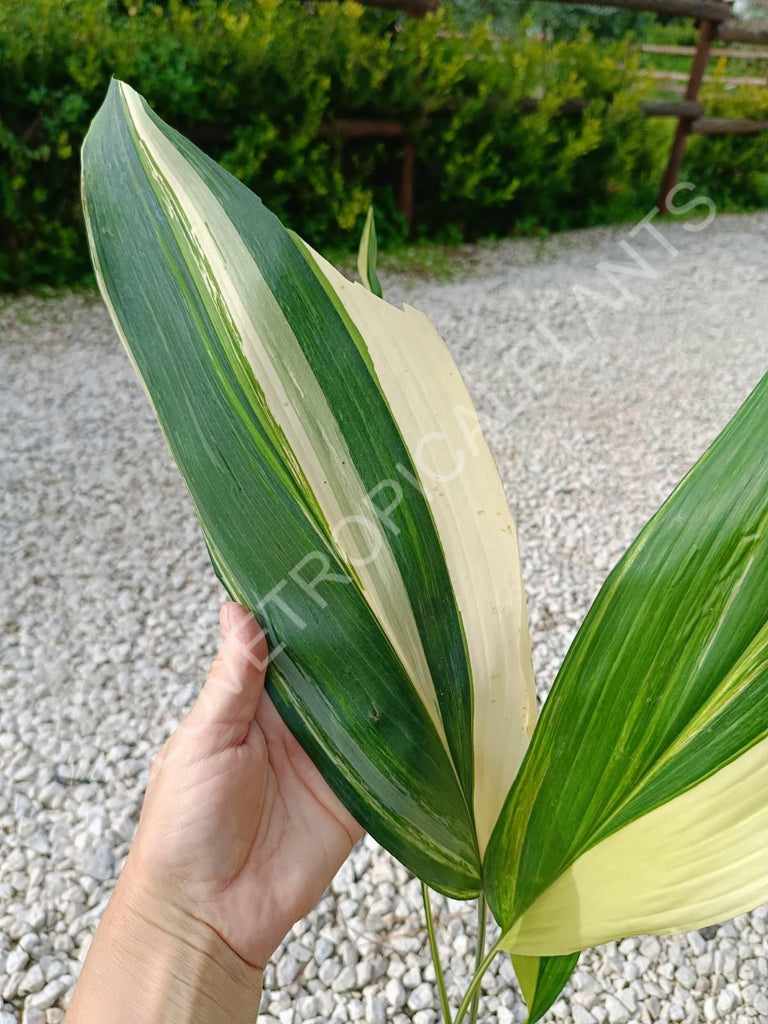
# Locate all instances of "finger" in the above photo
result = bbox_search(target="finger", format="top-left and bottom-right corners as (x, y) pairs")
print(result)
(180, 603), (269, 752)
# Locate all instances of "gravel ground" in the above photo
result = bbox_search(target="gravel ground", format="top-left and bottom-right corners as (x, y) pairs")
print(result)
(2, 208), (768, 1024)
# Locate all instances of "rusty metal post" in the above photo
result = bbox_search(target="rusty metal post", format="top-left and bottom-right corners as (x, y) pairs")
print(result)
(657, 15), (718, 212)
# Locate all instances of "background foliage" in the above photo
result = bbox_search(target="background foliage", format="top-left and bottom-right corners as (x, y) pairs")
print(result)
(2, 0), (767, 289)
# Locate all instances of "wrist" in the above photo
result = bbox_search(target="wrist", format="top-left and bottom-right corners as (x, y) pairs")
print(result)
(67, 863), (263, 1024)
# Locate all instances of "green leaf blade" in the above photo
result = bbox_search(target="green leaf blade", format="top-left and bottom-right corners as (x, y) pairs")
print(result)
(485, 370), (768, 951)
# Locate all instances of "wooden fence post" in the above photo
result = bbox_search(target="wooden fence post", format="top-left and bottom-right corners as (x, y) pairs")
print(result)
(399, 140), (416, 229)
(657, 10), (720, 212)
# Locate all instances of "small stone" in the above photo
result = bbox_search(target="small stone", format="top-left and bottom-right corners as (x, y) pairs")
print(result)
(338, 940), (358, 968)
(413, 1012), (437, 1024)
(573, 971), (603, 995)
(27, 978), (70, 1010)
(688, 931), (707, 955)
(296, 995), (319, 1019)
(21, 1009), (46, 1024)
(3, 971), (24, 1001)
(385, 978), (407, 1010)
(408, 983), (433, 1012)
(318, 958), (340, 985)
(6, 848), (27, 871)
(314, 938), (335, 965)
(675, 966), (695, 989)
(364, 994), (386, 1024)
(287, 941), (312, 965)
(82, 848), (115, 883)
(20, 963), (46, 995)
(753, 992), (768, 1015)
(348, 998), (364, 1022)
(7, 946), (30, 973)
(645, 995), (661, 1019)
(703, 996), (718, 1021)
(331, 966), (356, 993)
(386, 958), (406, 980)
(355, 961), (374, 988)
(573, 1007), (597, 1024)
(639, 937), (661, 959)
(402, 966), (421, 990)
(45, 961), (67, 983)
(20, 933), (43, 953)
(717, 989), (738, 1015)
(696, 952), (714, 975)
(276, 955), (301, 987)
(389, 936), (421, 955)
(604, 994), (630, 1024)
(699, 925), (719, 941)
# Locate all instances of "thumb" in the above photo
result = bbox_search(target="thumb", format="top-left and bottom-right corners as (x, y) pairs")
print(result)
(181, 602), (269, 752)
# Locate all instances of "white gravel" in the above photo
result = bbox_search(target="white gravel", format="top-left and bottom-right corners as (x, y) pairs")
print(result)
(2, 208), (768, 1024)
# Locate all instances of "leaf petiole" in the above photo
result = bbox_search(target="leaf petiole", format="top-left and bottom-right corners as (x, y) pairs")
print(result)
(422, 882), (453, 1024)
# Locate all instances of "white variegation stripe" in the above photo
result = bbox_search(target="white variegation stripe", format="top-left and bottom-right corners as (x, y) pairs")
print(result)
(302, 247), (538, 853)
(501, 733), (768, 955)
(120, 83), (446, 740)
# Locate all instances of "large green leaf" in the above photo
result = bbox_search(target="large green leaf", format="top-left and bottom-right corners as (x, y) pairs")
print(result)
(485, 370), (768, 954)
(81, 80), (537, 896)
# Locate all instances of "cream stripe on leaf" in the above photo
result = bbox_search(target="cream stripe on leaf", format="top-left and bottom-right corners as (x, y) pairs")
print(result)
(293, 240), (537, 856)
(485, 369), (768, 1002)
(82, 80), (480, 896)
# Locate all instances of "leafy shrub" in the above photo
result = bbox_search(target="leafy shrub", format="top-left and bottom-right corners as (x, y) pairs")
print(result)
(0, 0), (765, 289)
(684, 84), (768, 211)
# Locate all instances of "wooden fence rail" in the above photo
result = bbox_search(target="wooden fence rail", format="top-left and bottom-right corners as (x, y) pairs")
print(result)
(640, 42), (768, 59)
(717, 20), (768, 45)
(645, 68), (767, 85)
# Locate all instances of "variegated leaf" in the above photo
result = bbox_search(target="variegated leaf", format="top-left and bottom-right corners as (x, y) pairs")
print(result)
(485, 370), (768, 962)
(81, 80), (537, 896)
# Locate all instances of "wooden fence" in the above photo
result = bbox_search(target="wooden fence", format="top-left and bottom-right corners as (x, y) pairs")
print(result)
(319, 0), (768, 222)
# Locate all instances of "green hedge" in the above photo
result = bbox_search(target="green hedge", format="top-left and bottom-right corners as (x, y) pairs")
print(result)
(1, 0), (767, 289)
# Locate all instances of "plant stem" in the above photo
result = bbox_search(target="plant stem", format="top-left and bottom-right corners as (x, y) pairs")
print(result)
(421, 883), (453, 1024)
(453, 937), (504, 1024)
(468, 895), (487, 1024)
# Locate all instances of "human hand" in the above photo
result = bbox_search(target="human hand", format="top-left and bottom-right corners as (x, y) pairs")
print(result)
(66, 603), (363, 1024)
(130, 601), (364, 968)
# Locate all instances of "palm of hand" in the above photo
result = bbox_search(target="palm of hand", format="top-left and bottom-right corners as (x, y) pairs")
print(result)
(131, 605), (363, 969)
